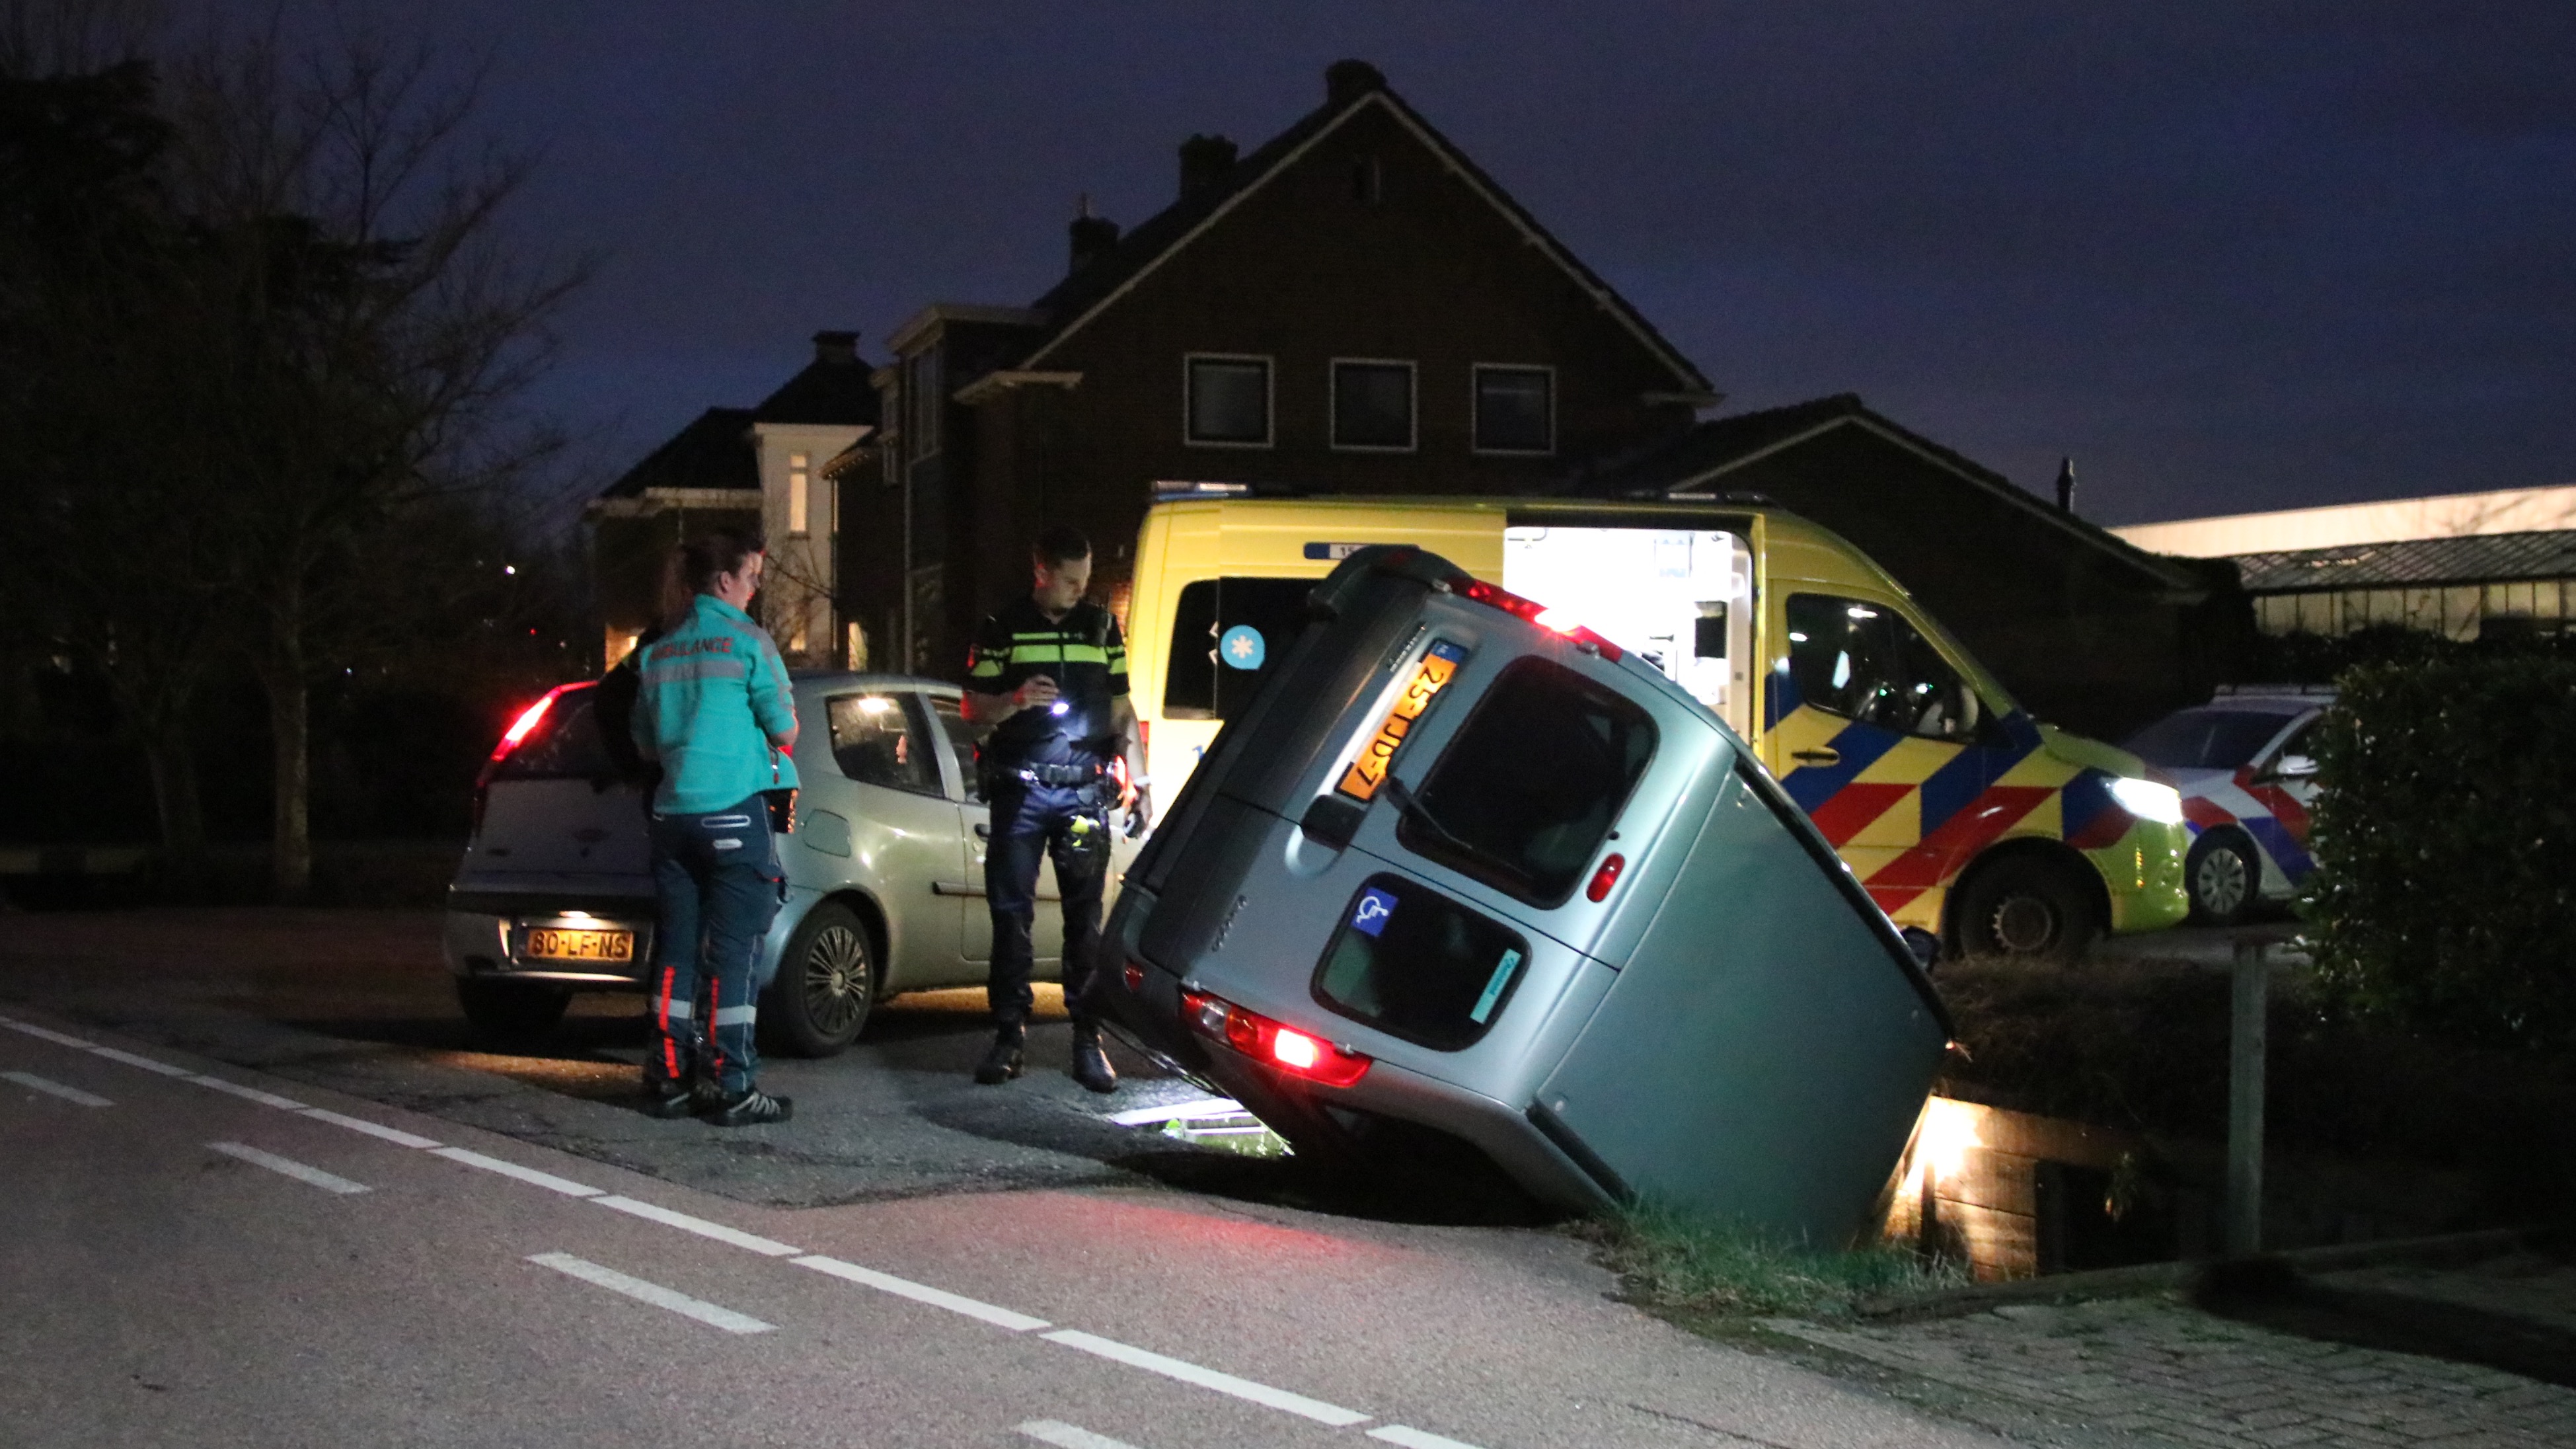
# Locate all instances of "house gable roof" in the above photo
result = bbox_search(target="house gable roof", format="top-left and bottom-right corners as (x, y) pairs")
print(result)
(751, 334), (880, 426)
(1601, 393), (2209, 594)
(599, 407), (757, 500)
(1014, 69), (1708, 393)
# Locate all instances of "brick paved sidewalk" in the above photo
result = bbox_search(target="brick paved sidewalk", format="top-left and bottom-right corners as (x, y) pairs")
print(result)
(1770, 1295), (2576, 1448)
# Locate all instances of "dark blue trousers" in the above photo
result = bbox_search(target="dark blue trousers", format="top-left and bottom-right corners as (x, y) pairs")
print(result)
(647, 795), (784, 1095)
(984, 778), (1112, 1033)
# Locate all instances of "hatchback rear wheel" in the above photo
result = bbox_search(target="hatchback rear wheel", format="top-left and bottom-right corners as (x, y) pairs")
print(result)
(762, 902), (874, 1058)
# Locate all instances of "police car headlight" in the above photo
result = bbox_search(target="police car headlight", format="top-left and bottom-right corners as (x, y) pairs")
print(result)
(2107, 776), (2185, 825)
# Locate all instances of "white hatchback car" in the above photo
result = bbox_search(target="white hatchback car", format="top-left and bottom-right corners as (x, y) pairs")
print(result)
(443, 671), (1135, 1054)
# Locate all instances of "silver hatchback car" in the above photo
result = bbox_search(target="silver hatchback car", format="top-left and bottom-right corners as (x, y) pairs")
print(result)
(444, 671), (1135, 1054)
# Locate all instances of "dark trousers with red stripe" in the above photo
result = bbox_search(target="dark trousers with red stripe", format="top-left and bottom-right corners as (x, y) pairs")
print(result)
(646, 795), (784, 1096)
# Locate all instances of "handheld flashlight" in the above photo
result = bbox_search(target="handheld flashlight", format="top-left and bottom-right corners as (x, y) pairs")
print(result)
(1049, 701), (1069, 717)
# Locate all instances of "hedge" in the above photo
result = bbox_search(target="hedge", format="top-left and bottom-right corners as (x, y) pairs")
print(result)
(2306, 656), (2576, 1056)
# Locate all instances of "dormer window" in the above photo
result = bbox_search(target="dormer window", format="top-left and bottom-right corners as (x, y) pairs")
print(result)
(1186, 354), (1272, 447)
(1331, 359), (1415, 451)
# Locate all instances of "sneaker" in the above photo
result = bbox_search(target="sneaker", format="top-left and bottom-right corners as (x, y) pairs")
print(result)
(973, 1033), (1025, 1085)
(703, 1087), (793, 1126)
(642, 1077), (701, 1120)
(1069, 1023), (1118, 1095)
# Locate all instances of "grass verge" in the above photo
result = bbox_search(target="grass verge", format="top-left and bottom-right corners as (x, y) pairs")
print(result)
(1584, 1200), (1965, 1322)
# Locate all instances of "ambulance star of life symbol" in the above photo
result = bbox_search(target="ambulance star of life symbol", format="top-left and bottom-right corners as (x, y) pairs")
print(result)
(1218, 624), (1266, 670)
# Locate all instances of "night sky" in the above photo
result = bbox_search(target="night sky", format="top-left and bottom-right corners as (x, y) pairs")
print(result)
(282, 2), (2576, 526)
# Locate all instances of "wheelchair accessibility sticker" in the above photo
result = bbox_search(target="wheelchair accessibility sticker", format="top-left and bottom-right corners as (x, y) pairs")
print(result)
(1351, 886), (1399, 937)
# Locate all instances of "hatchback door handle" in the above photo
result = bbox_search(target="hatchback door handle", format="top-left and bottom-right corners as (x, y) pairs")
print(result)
(1792, 748), (1841, 766)
(973, 823), (991, 840)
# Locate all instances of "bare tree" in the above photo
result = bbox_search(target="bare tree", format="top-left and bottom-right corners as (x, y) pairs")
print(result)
(159, 22), (587, 895)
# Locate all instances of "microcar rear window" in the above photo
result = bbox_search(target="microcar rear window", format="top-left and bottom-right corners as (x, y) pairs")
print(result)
(1313, 875), (1531, 1050)
(1397, 656), (1656, 906)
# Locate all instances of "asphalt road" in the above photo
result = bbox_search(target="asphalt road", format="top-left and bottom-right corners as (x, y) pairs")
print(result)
(1, 908), (2024, 1447)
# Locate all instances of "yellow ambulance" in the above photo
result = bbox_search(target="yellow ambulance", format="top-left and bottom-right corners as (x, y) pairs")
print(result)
(1124, 492), (2188, 957)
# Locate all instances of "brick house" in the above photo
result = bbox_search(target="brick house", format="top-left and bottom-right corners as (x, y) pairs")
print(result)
(589, 331), (877, 666)
(832, 60), (1717, 676)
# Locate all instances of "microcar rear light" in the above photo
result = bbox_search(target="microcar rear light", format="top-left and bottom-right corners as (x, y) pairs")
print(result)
(1123, 961), (1145, 993)
(1180, 990), (1371, 1088)
(1447, 575), (1624, 661)
(1586, 852), (1626, 902)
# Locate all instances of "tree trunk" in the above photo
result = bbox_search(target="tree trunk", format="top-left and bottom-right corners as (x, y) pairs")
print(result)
(261, 647), (313, 902)
(141, 716), (209, 891)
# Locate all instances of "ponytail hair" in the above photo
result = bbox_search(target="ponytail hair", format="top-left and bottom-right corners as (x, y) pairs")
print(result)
(662, 528), (765, 628)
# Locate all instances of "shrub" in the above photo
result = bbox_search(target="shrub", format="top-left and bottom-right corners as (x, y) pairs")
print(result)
(2306, 656), (2576, 1056)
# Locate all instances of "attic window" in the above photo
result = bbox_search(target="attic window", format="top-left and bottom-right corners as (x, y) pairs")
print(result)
(1351, 156), (1382, 205)
(1473, 366), (1554, 454)
(1186, 354), (1272, 448)
(1332, 360), (1415, 451)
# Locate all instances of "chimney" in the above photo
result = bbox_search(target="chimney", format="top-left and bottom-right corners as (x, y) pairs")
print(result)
(1325, 59), (1386, 106)
(812, 331), (858, 365)
(1178, 133), (1237, 202)
(2055, 456), (2078, 514)
(1067, 194), (1120, 274)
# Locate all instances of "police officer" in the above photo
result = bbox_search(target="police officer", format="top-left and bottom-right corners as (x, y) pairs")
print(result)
(963, 525), (1146, 1092)
(629, 529), (799, 1126)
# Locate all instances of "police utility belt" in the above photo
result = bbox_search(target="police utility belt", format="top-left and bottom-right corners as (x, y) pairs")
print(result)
(997, 761), (1106, 787)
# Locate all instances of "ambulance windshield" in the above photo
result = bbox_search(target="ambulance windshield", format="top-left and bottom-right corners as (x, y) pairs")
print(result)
(1401, 657), (1656, 906)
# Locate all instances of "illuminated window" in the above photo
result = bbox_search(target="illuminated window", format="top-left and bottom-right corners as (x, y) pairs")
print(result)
(787, 451), (810, 536)
(1186, 354), (1271, 447)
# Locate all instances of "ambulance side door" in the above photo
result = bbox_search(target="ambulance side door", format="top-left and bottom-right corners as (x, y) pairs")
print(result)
(1762, 587), (2002, 921)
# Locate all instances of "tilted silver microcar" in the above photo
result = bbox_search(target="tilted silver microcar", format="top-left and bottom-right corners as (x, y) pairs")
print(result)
(1088, 545), (1951, 1240)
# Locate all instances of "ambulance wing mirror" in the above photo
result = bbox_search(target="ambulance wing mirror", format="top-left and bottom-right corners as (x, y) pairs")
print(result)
(1899, 926), (1942, 974)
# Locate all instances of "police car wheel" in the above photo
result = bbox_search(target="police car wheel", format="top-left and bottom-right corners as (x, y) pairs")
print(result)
(1957, 857), (2099, 960)
(761, 903), (874, 1058)
(2186, 833), (2257, 925)
(455, 978), (570, 1042)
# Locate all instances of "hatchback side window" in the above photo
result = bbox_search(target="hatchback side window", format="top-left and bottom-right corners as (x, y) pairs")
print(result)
(1785, 594), (1982, 742)
(828, 692), (942, 796)
(927, 693), (983, 803)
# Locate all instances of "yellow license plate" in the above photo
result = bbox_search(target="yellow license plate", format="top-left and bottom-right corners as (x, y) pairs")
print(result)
(1337, 640), (1468, 802)
(523, 927), (634, 962)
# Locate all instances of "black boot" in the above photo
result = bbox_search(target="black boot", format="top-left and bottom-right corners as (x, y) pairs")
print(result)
(973, 1027), (1025, 1085)
(642, 1073), (701, 1120)
(703, 1085), (792, 1126)
(1069, 1020), (1118, 1095)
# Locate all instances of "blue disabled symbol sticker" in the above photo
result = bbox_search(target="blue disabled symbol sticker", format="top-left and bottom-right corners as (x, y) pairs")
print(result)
(1218, 624), (1266, 670)
(1350, 886), (1399, 937)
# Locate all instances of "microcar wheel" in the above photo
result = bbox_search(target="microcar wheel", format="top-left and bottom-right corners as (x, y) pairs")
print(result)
(2185, 832), (2259, 925)
(762, 903), (874, 1058)
(455, 978), (572, 1042)
(1953, 855), (2100, 960)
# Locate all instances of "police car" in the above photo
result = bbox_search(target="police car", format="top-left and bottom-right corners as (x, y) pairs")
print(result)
(443, 672), (1138, 1052)
(2120, 688), (2331, 924)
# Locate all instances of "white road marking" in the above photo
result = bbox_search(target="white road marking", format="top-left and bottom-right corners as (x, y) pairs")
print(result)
(88, 1045), (192, 1077)
(790, 1254), (1051, 1331)
(527, 1252), (774, 1334)
(592, 1196), (800, 1257)
(432, 1147), (599, 1196)
(2, 1019), (93, 1049)
(190, 1074), (309, 1110)
(301, 1109), (441, 1150)
(1016, 1422), (1143, 1449)
(208, 1141), (371, 1195)
(3, 1071), (112, 1107)
(1369, 1427), (1490, 1449)
(1040, 1329), (1371, 1427)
